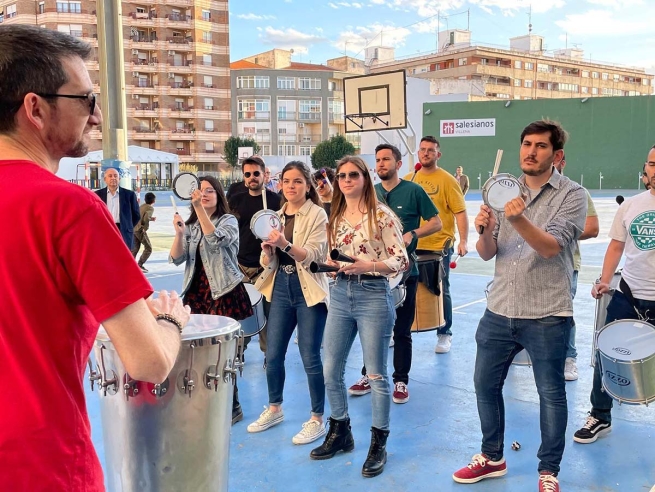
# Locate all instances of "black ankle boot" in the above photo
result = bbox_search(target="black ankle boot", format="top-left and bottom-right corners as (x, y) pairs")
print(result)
(309, 417), (355, 460)
(362, 427), (389, 477)
(231, 383), (243, 425)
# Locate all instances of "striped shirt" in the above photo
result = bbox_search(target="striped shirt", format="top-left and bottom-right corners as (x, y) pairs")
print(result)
(487, 169), (587, 319)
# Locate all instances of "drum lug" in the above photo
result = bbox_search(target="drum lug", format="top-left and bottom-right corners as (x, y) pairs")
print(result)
(123, 374), (139, 400)
(88, 358), (101, 392)
(151, 379), (170, 398)
(223, 358), (237, 385)
(180, 342), (196, 397)
(234, 334), (245, 377)
(98, 345), (118, 396)
(205, 340), (223, 391)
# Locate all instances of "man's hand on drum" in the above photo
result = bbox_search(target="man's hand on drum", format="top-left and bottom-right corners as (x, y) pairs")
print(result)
(475, 204), (497, 235)
(339, 257), (375, 276)
(148, 290), (191, 328)
(505, 194), (527, 223)
(592, 282), (611, 299)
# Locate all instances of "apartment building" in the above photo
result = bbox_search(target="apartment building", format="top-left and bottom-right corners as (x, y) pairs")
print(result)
(370, 32), (652, 101)
(0, 0), (230, 174)
(230, 49), (360, 166)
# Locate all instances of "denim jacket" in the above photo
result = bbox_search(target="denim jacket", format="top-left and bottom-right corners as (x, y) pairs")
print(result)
(169, 214), (242, 300)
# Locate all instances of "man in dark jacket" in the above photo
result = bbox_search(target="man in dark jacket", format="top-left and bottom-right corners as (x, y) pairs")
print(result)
(95, 167), (140, 248)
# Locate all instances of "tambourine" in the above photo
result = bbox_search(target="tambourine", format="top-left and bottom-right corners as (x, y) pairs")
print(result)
(172, 172), (200, 200)
(481, 173), (523, 212)
(250, 210), (283, 241)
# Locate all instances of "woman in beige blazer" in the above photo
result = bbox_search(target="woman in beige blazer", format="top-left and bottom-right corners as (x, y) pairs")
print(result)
(248, 161), (330, 445)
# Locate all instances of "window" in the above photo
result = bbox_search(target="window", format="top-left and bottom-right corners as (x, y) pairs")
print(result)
(537, 63), (549, 73)
(582, 70), (589, 78)
(261, 145), (271, 156)
(6, 4), (16, 17)
(277, 77), (295, 89)
(514, 60), (522, 69)
(613, 74), (620, 82)
(458, 58), (467, 66)
(277, 99), (297, 120)
(204, 98), (213, 110)
(525, 62), (534, 70)
(237, 75), (269, 89)
(205, 142), (214, 152)
(202, 31), (212, 43)
(201, 9), (210, 21)
(300, 146), (313, 156)
(203, 75), (213, 87)
(513, 79), (521, 87)
(592, 71), (599, 79)
(204, 120), (214, 131)
(203, 54), (212, 66)
(299, 100), (320, 119)
(581, 86), (589, 94)
(524, 80), (533, 88)
(601, 72), (609, 80)
(277, 145), (295, 155)
(644, 78), (650, 86)
(495, 93), (510, 99)
(299, 77), (321, 90)
(480, 58), (488, 65)
(558, 83), (579, 92)
(38, 2), (45, 14)
(56, 1), (80, 13)
(592, 87), (598, 95)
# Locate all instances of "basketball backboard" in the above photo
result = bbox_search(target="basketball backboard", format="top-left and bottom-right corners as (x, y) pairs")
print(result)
(238, 147), (254, 162)
(344, 69), (407, 133)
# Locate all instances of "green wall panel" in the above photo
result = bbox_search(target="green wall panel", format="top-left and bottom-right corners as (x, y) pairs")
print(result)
(422, 96), (655, 190)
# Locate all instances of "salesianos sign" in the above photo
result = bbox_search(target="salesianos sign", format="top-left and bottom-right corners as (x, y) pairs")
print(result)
(440, 118), (496, 137)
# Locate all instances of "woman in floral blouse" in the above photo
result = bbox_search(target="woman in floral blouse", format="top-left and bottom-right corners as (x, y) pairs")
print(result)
(309, 156), (408, 478)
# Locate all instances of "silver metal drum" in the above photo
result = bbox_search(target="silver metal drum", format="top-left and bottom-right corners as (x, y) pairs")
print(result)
(240, 283), (266, 337)
(90, 315), (242, 492)
(591, 270), (622, 366)
(597, 319), (655, 405)
(512, 349), (532, 366)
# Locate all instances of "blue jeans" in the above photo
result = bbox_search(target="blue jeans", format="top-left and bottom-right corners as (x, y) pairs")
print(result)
(474, 309), (571, 474)
(590, 290), (655, 423)
(437, 247), (453, 336)
(566, 270), (579, 359)
(323, 276), (396, 430)
(266, 271), (327, 417)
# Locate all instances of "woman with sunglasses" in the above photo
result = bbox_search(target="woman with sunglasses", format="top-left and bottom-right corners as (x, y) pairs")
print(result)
(169, 176), (253, 418)
(248, 161), (330, 445)
(310, 156), (408, 478)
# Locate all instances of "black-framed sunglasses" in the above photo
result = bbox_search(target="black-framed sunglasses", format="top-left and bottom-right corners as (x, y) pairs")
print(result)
(37, 92), (96, 115)
(244, 171), (261, 178)
(336, 171), (361, 181)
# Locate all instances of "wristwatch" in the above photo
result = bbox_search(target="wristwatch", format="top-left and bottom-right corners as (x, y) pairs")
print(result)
(410, 230), (418, 241)
(282, 241), (293, 253)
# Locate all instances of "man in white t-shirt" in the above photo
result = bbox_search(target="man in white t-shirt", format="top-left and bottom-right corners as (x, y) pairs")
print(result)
(573, 145), (655, 444)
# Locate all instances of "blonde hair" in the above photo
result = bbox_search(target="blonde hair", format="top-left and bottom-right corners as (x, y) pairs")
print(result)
(327, 155), (379, 249)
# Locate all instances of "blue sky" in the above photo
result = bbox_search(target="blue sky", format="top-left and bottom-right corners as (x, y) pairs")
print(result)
(229, 0), (655, 72)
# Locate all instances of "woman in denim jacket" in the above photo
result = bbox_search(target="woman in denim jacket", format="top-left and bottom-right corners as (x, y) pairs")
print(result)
(170, 176), (253, 419)
(247, 161), (329, 446)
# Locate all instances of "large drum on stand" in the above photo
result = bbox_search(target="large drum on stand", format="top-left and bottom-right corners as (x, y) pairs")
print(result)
(412, 252), (445, 332)
(89, 315), (242, 492)
(591, 271), (622, 366)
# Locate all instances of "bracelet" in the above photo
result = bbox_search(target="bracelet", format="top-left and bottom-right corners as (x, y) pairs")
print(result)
(156, 313), (183, 334)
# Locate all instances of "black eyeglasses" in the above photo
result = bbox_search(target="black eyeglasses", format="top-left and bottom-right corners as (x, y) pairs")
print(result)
(336, 171), (361, 181)
(244, 171), (261, 178)
(37, 92), (96, 115)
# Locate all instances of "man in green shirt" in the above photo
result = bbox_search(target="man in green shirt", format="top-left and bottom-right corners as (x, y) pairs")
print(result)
(348, 144), (442, 404)
(132, 192), (156, 273)
(555, 155), (599, 381)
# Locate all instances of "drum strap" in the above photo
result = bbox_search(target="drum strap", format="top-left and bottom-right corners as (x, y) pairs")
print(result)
(619, 278), (653, 321)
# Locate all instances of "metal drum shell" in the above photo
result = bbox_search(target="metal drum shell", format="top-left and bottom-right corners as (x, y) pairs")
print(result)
(591, 271), (622, 367)
(240, 283), (266, 337)
(92, 315), (240, 492)
(481, 173), (522, 212)
(597, 319), (655, 405)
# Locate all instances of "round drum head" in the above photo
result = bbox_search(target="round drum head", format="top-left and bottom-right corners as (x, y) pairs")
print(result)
(482, 173), (522, 212)
(597, 319), (655, 361)
(389, 274), (402, 290)
(243, 283), (263, 306)
(172, 172), (200, 200)
(250, 210), (282, 241)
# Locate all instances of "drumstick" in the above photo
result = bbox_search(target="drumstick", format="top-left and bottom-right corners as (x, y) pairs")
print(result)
(170, 196), (182, 227)
(262, 188), (268, 210)
(449, 255), (460, 269)
(492, 149), (503, 176)
(320, 168), (333, 191)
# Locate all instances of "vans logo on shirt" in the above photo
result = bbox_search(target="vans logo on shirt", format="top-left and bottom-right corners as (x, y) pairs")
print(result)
(630, 211), (655, 250)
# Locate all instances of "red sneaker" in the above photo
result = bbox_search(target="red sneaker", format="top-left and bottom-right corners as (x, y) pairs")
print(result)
(539, 472), (559, 492)
(392, 382), (409, 404)
(452, 454), (507, 484)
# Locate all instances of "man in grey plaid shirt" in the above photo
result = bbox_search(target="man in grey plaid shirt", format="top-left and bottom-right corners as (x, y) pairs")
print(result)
(452, 120), (587, 492)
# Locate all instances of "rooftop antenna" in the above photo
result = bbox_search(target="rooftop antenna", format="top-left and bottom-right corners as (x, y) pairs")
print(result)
(527, 4), (532, 34)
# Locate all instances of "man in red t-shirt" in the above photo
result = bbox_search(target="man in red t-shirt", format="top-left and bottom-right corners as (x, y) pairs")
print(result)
(0, 25), (190, 491)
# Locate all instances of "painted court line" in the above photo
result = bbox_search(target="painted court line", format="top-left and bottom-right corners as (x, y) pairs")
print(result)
(453, 298), (487, 311)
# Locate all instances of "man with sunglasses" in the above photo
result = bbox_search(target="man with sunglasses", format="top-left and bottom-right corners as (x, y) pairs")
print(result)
(0, 25), (189, 491)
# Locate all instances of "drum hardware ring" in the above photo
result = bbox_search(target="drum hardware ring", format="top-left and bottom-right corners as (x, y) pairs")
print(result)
(234, 333), (245, 376)
(151, 379), (169, 398)
(205, 340), (223, 391)
(98, 345), (118, 396)
(223, 358), (237, 385)
(123, 374), (139, 400)
(87, 358), (101, 392)
(180, 342), (196, 397)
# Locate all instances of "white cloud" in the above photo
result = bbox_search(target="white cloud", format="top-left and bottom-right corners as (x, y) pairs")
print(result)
(555, 9), (651, 37)
(370, 0), (386, 3)
(586, 0), (644, 6)
(331, 22), (413, 54)
(236, 13), (276, 20)
(352, 2), (364, 7)
(259, 27), (326, 54)
(468, 0), (564, 15)
(328, 1), (339, 7)
(414, 18), (440, 33)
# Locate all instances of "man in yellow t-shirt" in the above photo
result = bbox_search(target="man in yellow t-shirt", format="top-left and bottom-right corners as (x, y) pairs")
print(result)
(405, 136), (469, 354)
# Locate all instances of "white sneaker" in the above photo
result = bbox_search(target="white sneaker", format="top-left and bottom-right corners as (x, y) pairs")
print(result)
(292, 419), (326, 445)
(564, 357), (578, 381)
(247, 406), (284, 433)
(435, 334), (452, 354)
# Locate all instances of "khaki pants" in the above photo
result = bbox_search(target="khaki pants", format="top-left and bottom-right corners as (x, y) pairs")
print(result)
(132, 229), (152, 266)
(239, 264), (268, 353)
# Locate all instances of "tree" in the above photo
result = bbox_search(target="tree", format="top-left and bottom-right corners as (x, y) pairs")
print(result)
(223, 136), (261, 177)
(310, 134), (355, 170)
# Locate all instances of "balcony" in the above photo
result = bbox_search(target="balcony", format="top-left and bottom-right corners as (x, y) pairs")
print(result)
(169, 81), (193, 89)
(238, 111), (270, 121)
(132, 34), (158, 43)
(239, 133), (271, 144)
(329, 113), (344, 123)
(168, 58), (193, 67)
(299, 112), (321, 121)
(169, 104), (191, 112)
(166, 13), (191, 22)
(277, 112), (297, 121)
(134, 80), (154, 88)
